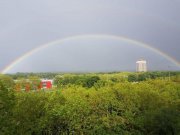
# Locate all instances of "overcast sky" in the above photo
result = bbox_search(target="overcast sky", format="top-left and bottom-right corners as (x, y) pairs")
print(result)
(0, 0), (180, 73)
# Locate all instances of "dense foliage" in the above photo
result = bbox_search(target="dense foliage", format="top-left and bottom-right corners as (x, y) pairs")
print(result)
(0, 75), (15, 134)
(54, 74), (100, 88)
(0, 72), (180, 135)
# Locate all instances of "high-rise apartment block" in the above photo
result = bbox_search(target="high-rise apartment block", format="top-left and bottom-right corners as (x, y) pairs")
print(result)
(136, 59), (147, 72)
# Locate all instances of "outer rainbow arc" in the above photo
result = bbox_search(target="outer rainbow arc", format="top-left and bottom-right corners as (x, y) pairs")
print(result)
(2, 34), (180, 73)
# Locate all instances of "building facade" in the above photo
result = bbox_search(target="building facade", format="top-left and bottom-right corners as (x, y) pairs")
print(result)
(136, 59), (147, 72)
(40, 79), (53, 89)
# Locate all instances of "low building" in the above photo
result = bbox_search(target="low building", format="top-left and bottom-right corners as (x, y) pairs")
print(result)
(40, 79), (53, 89)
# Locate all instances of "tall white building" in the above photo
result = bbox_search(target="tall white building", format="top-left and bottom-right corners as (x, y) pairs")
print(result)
(136, 59), (147, 72)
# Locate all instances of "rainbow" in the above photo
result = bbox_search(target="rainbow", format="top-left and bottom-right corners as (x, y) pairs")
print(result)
(2, 34), (180, 73)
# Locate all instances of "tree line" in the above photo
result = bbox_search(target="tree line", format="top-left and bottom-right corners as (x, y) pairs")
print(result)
(0, 72), (180, 135)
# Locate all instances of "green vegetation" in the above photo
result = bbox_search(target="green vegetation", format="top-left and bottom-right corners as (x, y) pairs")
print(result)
(0, 75), (15, 135)
(0, 72), (180, 135)
(54, 74), (100, 88)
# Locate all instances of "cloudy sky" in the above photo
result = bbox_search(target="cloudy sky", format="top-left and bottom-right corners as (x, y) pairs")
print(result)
(1, 0), (180, 73)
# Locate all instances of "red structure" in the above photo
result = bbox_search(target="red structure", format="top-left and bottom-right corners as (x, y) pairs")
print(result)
(25, 83), (31, 91)
(40, 79), (53, 89)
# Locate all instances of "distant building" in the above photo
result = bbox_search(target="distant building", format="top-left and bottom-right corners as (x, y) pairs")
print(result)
(40, 79), (53, 89)
(136, 59), (147, 72)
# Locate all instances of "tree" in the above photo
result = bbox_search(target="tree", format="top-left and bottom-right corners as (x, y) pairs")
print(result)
(144, 105), (180, 135)
(82, 76), (100, 88)
(0, 80), (15, 135)
(0, 74), (14, 88)
(128, 74), (138, 82)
